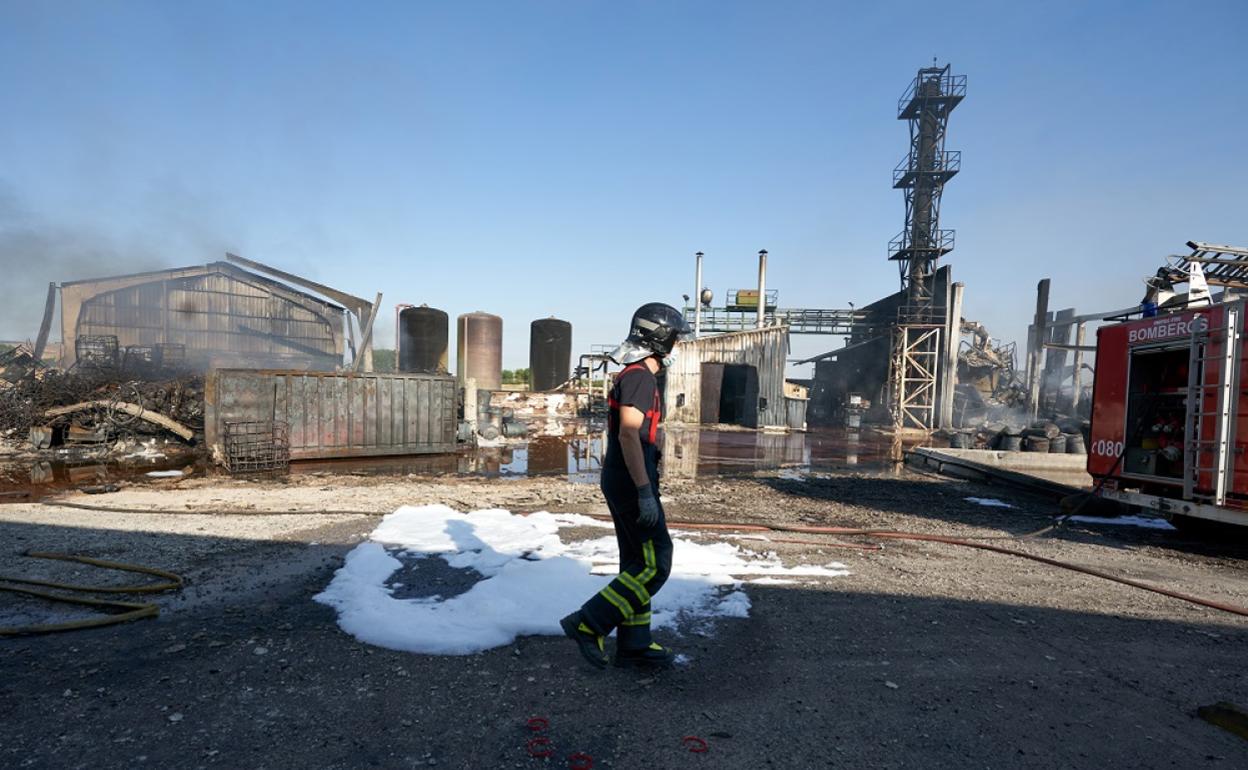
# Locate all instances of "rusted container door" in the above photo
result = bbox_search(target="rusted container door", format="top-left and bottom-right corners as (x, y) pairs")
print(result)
(699, 363), (724, 424)
(206, 369), (457, 461)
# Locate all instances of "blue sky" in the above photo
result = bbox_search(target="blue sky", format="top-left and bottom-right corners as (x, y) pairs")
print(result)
(1, 1), (1245, 373)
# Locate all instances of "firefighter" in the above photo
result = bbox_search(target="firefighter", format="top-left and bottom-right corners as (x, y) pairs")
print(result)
(560, 302), (690, 669)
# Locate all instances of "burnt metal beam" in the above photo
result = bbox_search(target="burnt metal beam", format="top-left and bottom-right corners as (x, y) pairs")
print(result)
(225, 252), (372, 321)
(352, 292), (384, 373)
(1071, 306), (1147, 324)
(793, 335), (883, 365)
(938, 281), (964, 429)
(32, 282), (57, 361)
(1026, 279), (1051, 421)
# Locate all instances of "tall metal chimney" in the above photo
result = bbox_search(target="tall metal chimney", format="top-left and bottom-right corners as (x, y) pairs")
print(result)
(756, 249), (768, 329)
(694, 251), (704, 338)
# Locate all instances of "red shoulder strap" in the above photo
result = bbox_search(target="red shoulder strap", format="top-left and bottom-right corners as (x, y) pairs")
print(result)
(608, 364), (661, 444)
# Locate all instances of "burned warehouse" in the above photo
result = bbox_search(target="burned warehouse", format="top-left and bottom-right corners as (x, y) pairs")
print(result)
(59, 261), (349, 372)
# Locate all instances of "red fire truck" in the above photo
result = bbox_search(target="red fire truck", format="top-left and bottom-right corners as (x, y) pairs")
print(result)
(1089, 301), (1247, 527)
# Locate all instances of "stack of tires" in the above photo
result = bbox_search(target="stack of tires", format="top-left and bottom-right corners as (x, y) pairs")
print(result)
(1019, 420), (1087, 454)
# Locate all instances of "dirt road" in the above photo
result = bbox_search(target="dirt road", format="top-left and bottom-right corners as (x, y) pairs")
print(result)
(2, 469), (1246, 768)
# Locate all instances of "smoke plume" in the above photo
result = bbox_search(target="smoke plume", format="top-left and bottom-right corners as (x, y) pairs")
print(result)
(0, 185), (169, 342)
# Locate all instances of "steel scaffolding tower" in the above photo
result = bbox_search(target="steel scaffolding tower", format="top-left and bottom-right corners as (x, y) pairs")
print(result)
(888, 63), (965, 429)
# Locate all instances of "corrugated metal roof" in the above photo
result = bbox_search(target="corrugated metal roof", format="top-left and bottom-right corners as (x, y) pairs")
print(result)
(60, 264), (207, 287)
(62, 262), (346, 312)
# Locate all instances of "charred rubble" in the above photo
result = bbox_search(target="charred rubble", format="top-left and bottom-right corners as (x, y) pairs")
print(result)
(947, 322), (1089, 454)
(0, 340), (203, 454)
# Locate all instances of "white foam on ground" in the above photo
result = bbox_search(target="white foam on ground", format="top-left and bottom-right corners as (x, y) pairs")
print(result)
(965, 497), (1015, 508)
(1067, 515), (1176, 531)
(315, 505), (850, 655)
(145, 470), (184, 478)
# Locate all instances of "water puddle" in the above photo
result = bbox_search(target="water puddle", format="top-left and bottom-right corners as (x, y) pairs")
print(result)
(0, 427), (938, 498)
(288, 427), (929, 483)
(0, 450), (202, 501)
(290, 435), (604, 483)
(661, 426), (934, 478)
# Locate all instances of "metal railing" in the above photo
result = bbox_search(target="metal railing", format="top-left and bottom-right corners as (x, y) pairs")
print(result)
(893, 150), (961, 187)
(897, 67), (967, 118)
(683, 307), (869, 335)
(895, 304), (948, 326)
(888, 229), (955, 260)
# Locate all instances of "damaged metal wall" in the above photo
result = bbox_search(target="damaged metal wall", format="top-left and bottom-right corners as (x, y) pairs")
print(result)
(204, 369), (457, 462)
(663, 326), (791, 428)
(808, 265), (954, 427)
(60, 262), (345, 371)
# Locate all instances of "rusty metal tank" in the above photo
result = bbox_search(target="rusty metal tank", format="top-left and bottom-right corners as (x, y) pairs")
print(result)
(456, 311), (503, 390)
(398, 304), (449, 374)
(529, 317), (572, 392)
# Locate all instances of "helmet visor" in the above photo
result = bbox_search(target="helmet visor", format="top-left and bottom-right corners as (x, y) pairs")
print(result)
(607, 339), (655, 366)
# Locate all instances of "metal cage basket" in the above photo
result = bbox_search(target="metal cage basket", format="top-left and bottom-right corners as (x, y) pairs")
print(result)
(222, 420), (290, 474)
(75, 335), (120, 370)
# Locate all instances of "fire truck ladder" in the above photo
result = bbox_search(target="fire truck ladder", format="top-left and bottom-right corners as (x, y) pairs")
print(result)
(1183, 305), (1243, 505)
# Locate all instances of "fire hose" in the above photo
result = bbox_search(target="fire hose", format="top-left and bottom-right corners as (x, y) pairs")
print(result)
(41, 501), (383, 517)
(571, 512), (1248, 619)
(0, 552), (184, 636)
(20, 497), (1248, 623)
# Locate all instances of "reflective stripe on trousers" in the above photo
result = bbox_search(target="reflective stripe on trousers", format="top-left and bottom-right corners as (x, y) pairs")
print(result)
(578, 454), (673, 649)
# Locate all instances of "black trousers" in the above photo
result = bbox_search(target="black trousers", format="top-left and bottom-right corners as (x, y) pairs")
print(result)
(579, 446), (674, 650)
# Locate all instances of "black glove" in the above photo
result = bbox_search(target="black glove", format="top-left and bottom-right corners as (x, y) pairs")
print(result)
(636, 483), (660, 527)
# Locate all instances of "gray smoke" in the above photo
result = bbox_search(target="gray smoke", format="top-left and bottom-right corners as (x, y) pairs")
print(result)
(0, 185), (169, 342)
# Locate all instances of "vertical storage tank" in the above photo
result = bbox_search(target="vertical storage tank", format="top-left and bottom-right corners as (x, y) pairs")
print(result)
(398, 304), (449, 374)
(456, 311), (503, 390)
(530, 317), (572, 392)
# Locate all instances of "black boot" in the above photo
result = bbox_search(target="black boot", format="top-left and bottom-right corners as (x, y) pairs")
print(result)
(614, 642), (676, 669)
(559, 612), (608, 669)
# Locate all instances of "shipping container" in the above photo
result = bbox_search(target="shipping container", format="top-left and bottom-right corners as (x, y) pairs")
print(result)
(205, 369), (457, 462)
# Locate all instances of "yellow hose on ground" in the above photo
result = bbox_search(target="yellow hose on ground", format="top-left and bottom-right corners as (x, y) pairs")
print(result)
(0, 552), (184, 637)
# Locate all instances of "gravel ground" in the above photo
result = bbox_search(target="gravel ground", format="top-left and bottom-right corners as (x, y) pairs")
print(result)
(2, 467), (1247, 768)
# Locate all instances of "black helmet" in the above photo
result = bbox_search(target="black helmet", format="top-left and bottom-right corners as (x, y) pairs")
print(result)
(609, 302), (692, 364)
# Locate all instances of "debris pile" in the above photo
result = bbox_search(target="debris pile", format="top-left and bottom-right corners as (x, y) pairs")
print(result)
(954, 323), (1026, 427)
(0, 348), (203, 450)
(488, 391), (586, 438)
(946, 322), (1091, 451)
